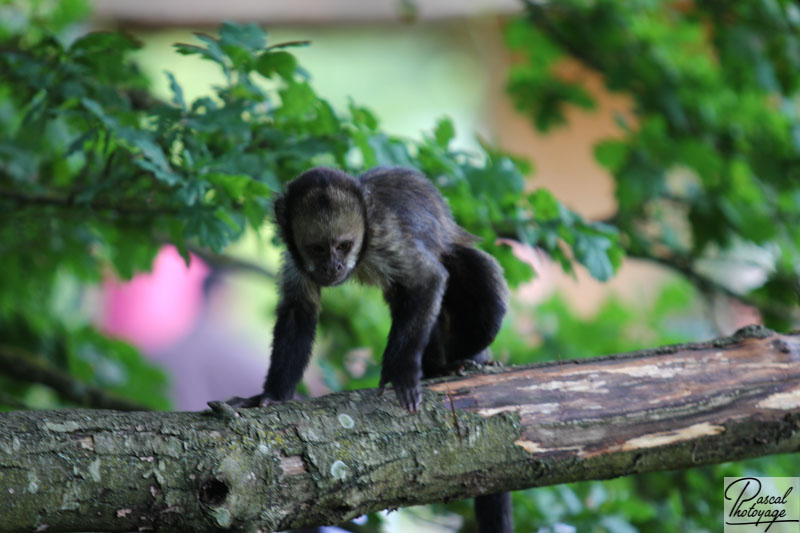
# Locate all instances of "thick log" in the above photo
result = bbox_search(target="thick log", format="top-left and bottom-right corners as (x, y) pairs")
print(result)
(1, 325), (798, 532)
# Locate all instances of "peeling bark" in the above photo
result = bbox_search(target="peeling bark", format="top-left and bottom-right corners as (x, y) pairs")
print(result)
(1, 326), (798, 532)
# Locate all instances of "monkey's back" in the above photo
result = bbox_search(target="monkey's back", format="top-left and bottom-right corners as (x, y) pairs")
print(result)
(358, 167), (474, 254)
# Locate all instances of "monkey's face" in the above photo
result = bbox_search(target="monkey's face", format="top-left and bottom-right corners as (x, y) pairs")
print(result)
(296, 233), (361, 286)
(282, 180), (367, 286)
(292, 208), (365, 287)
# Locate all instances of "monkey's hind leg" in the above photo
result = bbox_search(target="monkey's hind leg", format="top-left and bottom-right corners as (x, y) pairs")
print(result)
(440, 245), (508, 366)
(421, 313), (497, 378)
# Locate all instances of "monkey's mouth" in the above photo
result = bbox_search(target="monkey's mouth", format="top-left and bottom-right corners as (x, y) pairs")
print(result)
(314, 271), (350, 287)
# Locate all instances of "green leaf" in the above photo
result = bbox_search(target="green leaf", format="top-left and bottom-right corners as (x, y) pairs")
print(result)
(129, 132), (169, 170)
(164, 71), (185, 109)
(133, 159), (180, 186)
(247, 179), (274, 196)
(433, 117), (455, 148)
(349, 101), (380, 131)
(176, 34), (228, 78)
(215, 207), (241, 232)
(310, 99), (340, 136)
(188, 212), (232, 252)
(465, 152), (525, 204)
(352, 130), (377, 168)
(574, 232), (616, 281)
(206, 172), (251, 200)
(64, 130), (95, 158)
(594, 140), (630, 173)
(80, 97), (115, 129)
(82, 99), (180, 184)
(219, 22), (266, 52)
(116, 128), (180, 185)
(107, 234), (160, 280)
(487, 243), (535, 286)
(70, 31), (141, 55)
(367, 134), (414, 167)
(278, 82), (316, 119)
(193, 33), (226, 63)
(243, 200), (269, 230)
(678, 140), (721, 184)
(528, 189), (560, 220)
(607, 241), (625, 271)
(255, 51), (297, 80)
(50, 0), (91, 31)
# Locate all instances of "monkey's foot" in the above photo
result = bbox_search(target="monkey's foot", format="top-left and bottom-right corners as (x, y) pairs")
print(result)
(445, 358), (504, 377)
(225, 392), (280, 408)
(378, 375), (422, 413)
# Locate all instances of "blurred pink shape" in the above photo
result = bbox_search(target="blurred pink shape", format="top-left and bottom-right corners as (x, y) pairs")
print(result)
(101, 245), (209, 352)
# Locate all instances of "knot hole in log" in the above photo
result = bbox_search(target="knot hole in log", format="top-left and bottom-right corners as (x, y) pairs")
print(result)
(199, 478), (229, 506)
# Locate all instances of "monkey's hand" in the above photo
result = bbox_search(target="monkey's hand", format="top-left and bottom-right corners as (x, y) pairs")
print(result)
(225, 392), (280, 408)
(378, 372), (422, 413)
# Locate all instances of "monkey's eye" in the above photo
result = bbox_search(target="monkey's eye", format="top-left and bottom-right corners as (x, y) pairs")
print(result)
(336, 241), (352, 253)
(309, 244), (326, 255)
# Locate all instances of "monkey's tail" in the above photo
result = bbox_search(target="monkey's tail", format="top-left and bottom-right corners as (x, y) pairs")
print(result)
(475, 492), (513, 533)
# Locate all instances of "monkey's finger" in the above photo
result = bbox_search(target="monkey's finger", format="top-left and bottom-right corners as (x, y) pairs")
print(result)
(378, 375), (389, 396)
(413, 389), (423, 412)
(411, 393), (422, 413)
(396, 386), (421, 413)
(225, 395), (256, 407)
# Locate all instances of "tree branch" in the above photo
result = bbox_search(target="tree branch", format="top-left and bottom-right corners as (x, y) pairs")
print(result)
(0, 189), (180, 217)
(1, 326), (798, 532)
(0, 345), (147, 411)
(185, 245), (276, 279)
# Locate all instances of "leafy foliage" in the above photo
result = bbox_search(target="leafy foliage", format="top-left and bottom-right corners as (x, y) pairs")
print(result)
(508, 0), (800, 329)
(0, 5), (620, 408)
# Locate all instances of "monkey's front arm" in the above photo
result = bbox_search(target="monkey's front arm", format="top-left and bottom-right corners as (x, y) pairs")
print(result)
(227, 269), (320, 407)
(379, 263), (447, 412)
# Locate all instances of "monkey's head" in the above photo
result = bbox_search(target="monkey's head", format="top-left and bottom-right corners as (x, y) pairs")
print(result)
(275, 167), (367, 286)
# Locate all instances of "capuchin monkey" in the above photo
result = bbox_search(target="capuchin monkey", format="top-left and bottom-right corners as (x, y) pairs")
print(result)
(228, 166), (512, 533)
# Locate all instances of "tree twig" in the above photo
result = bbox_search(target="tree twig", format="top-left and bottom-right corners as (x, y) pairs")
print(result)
(186, 245), (275, 280)
(0, 344), (148, 411)
(625, 247), (795, 320)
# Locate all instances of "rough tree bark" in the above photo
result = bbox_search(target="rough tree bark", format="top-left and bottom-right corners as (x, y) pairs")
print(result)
(1, 326), (799, 532)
